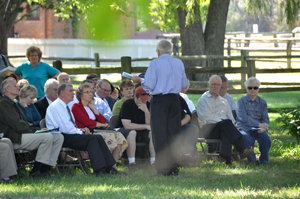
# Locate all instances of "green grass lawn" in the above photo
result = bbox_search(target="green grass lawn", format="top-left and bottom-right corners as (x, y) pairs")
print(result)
(1, 91), (300, 198)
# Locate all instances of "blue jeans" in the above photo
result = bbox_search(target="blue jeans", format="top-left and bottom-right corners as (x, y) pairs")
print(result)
(240, 130), (271, 163)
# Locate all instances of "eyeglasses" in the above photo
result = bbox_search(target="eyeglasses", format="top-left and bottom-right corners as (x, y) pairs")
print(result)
(100, 86), (111, 93)
(61, 78), (70, 82)
(136, 92), (149, 96)
(247, 86), (259, 90)
(123, 87), (133, 91)
(83, 91), (93, 94)
(211, 83), (221, 86)
(50, 88), (58, 92)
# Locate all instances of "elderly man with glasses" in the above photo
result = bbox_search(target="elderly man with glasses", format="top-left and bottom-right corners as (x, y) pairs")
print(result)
(95, 79), (116, 111)
(236, 77), (271, 165)
(197, 75), (254, 165)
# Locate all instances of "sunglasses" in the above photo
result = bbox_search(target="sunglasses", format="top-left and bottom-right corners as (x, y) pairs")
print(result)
(136, 92), (149, 96)
(247, 86), (259, 90)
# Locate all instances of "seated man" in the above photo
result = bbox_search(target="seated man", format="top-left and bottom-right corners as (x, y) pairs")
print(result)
(0, 78), (63, 177)
(236, 77), (271, 165)
(95, 79), (117, 111)
(180, 79), (196, 112)
(197, 75), (253, 165)
(58, 72), (72, 85)
(46, 83), (120, 177)
(116, 86), (155, 170)
(34, 79), (59, 119)
(112, 79), (134, 116)
(218, 75), (236, 110)
(0, 138), (17, 182)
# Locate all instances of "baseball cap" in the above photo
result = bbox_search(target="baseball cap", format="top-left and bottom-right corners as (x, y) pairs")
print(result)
(135, 86), (150, 101)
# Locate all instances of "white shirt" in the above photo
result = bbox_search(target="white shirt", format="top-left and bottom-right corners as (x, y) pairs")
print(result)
(196, 91), (235, 128)
(67, 95), (78, 110)
(46, 97), (82, 134)
(94, 94), (112, 121)
(180, 92), (196, 112)
(221, 93), (236, 110)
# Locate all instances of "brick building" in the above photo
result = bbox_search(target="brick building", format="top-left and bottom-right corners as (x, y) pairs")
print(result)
(10, 4), (162, 40)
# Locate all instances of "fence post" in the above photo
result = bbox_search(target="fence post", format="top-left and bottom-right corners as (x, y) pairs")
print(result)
(292, 33), (296, 45)
(245, 33), (250, 47)
(94, 53), (101, 78)
(240, 50), (247, 89)
(287, 40), (292, 68)
(227, 39), (231, 68)
(52, 60), (62, 71)
(247, 60), (256, 78)
(273, 34), (278, 47)
(121, 56), (132, 81)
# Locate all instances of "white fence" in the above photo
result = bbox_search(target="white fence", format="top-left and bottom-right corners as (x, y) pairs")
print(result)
(8, 38), (162, 67)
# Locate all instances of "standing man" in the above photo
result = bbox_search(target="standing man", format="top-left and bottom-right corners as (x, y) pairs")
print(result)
(133, 40), (187, 176)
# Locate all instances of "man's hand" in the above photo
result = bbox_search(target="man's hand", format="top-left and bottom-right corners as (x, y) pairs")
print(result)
(132, 75), (142, 83)
(257, 127), (267, 134)
(259, 123), (269, 129)
(137, 102), (148, 113)
(145, 125), (151, 131)
(81, 127), (91, 135)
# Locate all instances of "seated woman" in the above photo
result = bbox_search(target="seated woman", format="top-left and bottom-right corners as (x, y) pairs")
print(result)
(71, 83), (128, 170)
(17, 85), (42, 127)
(236, 77), (272, 165)
(0, 138), (17, 183)
(179, 95), (199, 162)
(112, 79), (134, 115)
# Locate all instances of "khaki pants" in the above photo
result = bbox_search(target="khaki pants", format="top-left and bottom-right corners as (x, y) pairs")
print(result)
(0, 138), (17, 179)
(13, 133), (63, 167)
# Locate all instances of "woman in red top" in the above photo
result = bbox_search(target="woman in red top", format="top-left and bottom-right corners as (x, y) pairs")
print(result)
(71, 83), (128, 171)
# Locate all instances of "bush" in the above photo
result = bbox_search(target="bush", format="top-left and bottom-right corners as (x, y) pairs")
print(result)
(276, 101), (300, 142)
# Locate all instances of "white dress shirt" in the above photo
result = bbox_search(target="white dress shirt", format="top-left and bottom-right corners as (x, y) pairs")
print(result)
(94, 94), (112, 121)
(221, 93), (236, 110)
(46, 97), (82, 134)
(196, 91), (235, 128)
(180, 92), (196, 112)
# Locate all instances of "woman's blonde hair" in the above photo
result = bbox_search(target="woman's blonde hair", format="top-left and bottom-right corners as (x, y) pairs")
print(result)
(19, 84), (37, 98)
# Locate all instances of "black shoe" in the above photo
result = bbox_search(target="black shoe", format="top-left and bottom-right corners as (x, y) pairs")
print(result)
(95, 169), (106, 177)
(169, 167), (180, 176)
(29, 170), (42, 178)
(111, 168), (127, 175)
(41, 171), (51, 177)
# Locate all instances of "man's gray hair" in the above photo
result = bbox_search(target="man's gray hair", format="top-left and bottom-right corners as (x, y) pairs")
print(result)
(220, 75), (228, 83)
(97, 79), (114, 94)
(208, 75), (222, 84)
(0, 77), (14, 95)
(58, 83), (72, 97)
(244, 77), (261, 88)
(157, 40), (173, 55)
(44, 79), (59, 92)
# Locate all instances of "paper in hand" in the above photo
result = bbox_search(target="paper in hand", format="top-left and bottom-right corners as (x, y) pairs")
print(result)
(122, 72), (133, 79)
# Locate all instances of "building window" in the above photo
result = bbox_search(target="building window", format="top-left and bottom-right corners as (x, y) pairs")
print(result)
(27, 4), (40, 20)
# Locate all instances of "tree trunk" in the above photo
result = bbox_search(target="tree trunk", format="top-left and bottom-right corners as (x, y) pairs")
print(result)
(177, 3), (205, 81)
(178, 0), (230, 81)
(0, 0), (24, 55)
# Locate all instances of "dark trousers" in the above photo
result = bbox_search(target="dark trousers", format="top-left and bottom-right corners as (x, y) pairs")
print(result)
(62, 133), (116, 172)
(181, 124), (199, 156)
(202, 119), (242, 159)
(151, 94), (181, 174)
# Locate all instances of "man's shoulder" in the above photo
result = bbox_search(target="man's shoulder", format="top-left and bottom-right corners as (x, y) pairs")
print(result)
(122, 98), (134, 106)
(34, 96), (47, 105)
(0, 96), (12, 106)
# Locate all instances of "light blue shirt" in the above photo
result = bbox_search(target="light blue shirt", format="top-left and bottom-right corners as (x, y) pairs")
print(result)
(15, 61), (59, 98)
(222, 93), (237, 110)
(236, 94), (269, 132)
(94, 94), (112, 121)
(142, 54), (187, 95)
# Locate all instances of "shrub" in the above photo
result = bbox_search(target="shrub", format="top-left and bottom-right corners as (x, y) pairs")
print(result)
(276, 101), (300, 142)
